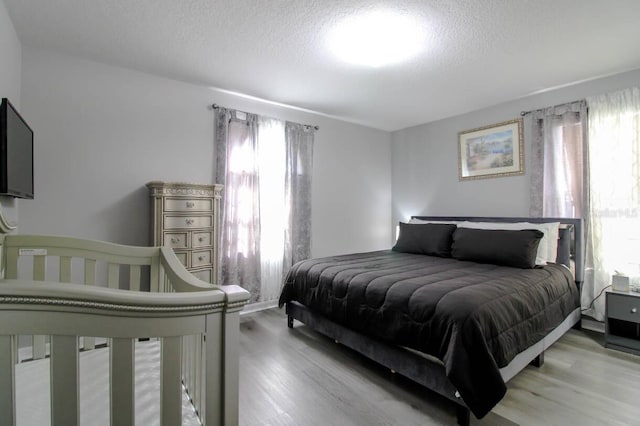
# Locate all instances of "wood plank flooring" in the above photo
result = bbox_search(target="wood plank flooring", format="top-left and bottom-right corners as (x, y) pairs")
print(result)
(238, 308), (640, 426)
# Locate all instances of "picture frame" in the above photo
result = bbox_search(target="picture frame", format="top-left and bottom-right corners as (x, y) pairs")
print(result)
(458, 118), (524, 181)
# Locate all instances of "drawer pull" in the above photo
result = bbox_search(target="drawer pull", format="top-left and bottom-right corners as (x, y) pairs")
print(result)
(186, 201), (195, 208)
(632, 308), (638, 314)
(170, 237), (180, 244)
(198, 256), (205, 261)
(185, 218), (194, 225)
(198, 237), (205, 242)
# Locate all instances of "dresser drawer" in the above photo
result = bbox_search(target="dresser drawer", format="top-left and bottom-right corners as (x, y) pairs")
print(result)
(192, 231), (213, 248)
(163, 232), (188, 249)
(192, 249), (212, 268)
(173, 251), (188, 267)
(607, 293), (640, 323)
(191, 268), (212, 283)
(164, 215), (212, 229)
(164, 197), (213, 212)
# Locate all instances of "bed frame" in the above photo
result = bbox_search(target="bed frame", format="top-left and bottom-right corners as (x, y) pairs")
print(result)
(0, 217), (249, 426)
(285, 216), (584, 425)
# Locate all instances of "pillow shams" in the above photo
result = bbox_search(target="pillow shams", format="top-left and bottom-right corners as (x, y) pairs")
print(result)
(392, 222), (457, 257)
(459, 221), (560, 265)
(555, 226), (572, 267)
(451, 228), (544, 269)
(543, 222), (560, 263)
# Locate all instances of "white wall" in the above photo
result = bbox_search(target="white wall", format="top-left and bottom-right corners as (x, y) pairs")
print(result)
(19, 47), (392, 256)
(391, 68), (640, 237)
(0, 0), (21, 225)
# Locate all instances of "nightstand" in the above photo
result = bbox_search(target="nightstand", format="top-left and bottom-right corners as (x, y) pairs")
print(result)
(605, 290), (640, 355)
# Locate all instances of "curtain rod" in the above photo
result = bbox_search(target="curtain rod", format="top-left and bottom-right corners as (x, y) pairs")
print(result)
(211, 103), (319, 130)
(520, 99), (586, 116)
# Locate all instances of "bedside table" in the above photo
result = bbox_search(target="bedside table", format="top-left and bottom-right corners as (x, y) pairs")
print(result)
(605, 290), (640, 355)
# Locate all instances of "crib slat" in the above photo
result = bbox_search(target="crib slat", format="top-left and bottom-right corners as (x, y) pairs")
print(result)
(84, 258), (96, 285)
(224, 312), (242, 426)
(105, 259), (117, 347)
(83, 259), (97, 351)
(185, 335), (192, 400)
(161, 336), (182, 426)
(108, 263), (120, 289)
(222, 310), (241, 426)
(130, 265), (141, 291)
(187, 334), (198, 414)
(51, 335), (79, 426)
(110, 338), (134, 426)
(195, 334), (203, 417)
(30, 251), (48, 359)
(0, 336), (16, 426)
(5, 248), (18, 279)
(59, 256), (72, 283)
(205, 313), (223, 426)
(150, 255), (160, 293)
(34, 255), (46, 281)
(182, 336), (187, 394)
(155, 263), (165, 294)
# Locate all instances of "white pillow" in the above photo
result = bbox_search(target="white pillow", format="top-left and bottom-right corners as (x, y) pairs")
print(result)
(542, 222), (560, 263)
(459, 221), (558, 265)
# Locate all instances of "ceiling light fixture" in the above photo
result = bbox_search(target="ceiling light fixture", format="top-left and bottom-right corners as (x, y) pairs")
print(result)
(327, 9), (426, 68)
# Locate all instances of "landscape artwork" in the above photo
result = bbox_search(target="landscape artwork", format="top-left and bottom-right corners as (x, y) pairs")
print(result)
(458, 119), (524, 180)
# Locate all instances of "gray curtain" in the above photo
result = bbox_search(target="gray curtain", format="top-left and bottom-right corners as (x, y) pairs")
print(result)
(215, 108), (315, 304)
(284, 122), (314, 268)
(215, 108), (261, 301)
(529, 100), (588, 218)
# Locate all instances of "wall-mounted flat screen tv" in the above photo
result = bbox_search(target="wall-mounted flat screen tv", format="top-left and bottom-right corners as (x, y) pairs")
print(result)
(1, 98), (34, 199)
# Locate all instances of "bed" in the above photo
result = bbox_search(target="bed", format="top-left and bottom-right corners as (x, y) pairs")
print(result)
(279, 216), (583, 425)
(0, 229), (250, 426)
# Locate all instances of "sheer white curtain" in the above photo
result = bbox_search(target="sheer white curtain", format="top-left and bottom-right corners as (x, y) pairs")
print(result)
(257, 117), (286, 302)
(584, 87), (640, 320)
(215, 108), (314, 303)
(529, 101), (588, 219)
(215, 110), (261, 301)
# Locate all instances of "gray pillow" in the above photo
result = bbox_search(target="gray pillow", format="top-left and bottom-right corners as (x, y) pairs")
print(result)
(392, 222), (457, 257)
(451, 228), (544, 268)
(555, 226), (572, 267)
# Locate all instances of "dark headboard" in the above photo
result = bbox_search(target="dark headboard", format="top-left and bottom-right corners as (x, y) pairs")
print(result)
(412, 216), (584, 287)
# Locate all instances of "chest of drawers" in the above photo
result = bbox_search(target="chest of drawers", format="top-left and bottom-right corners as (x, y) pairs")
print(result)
(146, 181), (222, 284)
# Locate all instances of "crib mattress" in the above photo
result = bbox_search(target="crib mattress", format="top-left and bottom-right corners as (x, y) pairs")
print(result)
(15, 340), (200, 426)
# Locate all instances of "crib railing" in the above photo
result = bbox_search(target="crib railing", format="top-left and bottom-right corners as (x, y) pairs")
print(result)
(0, 234), (250, 426)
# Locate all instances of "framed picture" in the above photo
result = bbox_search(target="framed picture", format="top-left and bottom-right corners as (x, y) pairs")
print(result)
(458, 118), (524, 180)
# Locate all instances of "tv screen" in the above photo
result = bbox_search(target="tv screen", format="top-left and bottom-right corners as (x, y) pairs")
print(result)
(1, 98), (34, 199)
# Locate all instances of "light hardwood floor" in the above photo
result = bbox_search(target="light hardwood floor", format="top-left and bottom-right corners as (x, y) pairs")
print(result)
(238, 308), (640, 426)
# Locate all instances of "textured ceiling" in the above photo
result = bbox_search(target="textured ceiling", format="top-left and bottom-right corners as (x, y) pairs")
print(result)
(5, 0), (640, 131)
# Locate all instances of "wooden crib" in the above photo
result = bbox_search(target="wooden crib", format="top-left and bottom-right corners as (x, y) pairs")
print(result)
(0, 233), (249, 426)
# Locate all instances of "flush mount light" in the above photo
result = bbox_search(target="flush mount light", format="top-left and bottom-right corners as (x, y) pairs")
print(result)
(327, 9), (426, 68)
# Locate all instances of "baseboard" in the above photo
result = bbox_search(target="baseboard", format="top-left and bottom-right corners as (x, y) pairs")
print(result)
(240, 299), (278, 315)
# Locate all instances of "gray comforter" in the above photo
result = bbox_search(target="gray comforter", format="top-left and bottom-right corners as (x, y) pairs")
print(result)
(278, 250), (579, 418)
